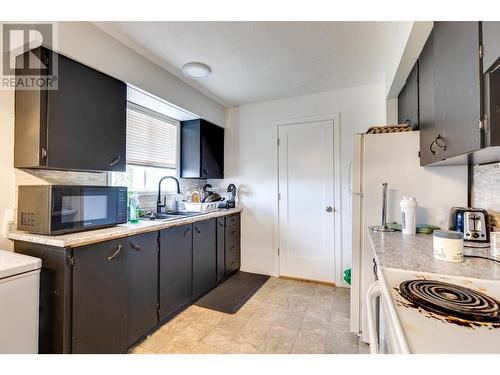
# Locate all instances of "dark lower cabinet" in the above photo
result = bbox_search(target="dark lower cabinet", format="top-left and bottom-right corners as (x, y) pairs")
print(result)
(126, 232), (159, 347)
(72, 239), (127, 354)
(159, 224), (193, 321)
(225, 215), (241, 275)
(192, 219), (217, 299)
(216, 217), (226, 281)
(13, 212), (240, 354)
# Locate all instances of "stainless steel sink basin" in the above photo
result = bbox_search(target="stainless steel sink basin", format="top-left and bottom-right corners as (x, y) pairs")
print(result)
(139, 211), (204, 222)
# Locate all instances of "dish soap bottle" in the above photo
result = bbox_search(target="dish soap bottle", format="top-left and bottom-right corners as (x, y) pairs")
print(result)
(129, 193), (140, 224)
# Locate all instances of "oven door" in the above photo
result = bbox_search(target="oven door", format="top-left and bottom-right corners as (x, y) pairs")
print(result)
(366, 280), (410, 354)
(50, 186), (119, 234)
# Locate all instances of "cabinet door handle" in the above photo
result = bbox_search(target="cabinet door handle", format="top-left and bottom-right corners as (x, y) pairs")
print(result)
(194, 226), (201, 234)
(130, 242), (140, 251)
(107, 245), (123, 261)
(109, 155), (121, 166)
(184, 228), (191, 238)
(429, 134), (446, 155)
(218, 220), (224, 227)
(230, 230), (237, 235)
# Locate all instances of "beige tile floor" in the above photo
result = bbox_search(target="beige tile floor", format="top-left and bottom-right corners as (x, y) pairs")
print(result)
(130, 277), (370, 354)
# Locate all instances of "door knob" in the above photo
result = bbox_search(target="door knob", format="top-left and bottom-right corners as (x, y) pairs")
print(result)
(326, 206), (333, 213)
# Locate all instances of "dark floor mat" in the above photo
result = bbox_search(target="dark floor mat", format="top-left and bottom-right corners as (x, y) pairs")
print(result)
(195, 271), (270, 314)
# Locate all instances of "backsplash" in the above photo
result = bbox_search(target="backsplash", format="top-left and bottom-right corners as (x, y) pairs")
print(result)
(473, 162), (500, 229)
(136, 179), (207, 213)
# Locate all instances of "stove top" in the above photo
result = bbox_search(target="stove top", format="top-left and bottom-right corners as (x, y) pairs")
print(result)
(379, 268), (500, 354)
(398, 279), (500, 326)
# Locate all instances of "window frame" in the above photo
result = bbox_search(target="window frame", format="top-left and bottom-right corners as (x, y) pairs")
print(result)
(108, 101), (182, 194)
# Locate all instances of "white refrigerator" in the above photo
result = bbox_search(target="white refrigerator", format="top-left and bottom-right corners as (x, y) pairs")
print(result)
(349, 131), (467, 343)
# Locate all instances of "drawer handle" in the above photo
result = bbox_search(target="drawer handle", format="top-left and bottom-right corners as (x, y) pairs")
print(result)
(230, 230), (237, 235)
(230, 246), (236, 250)
(109, 155), (121, 166)
(130, 242), (140, 251)
(194, 226), (201, 234)
(184, 228), (191, 238)
(107, 245), (122, 261)
(218, 221), (224, 227)
(231, 261), (237, 265)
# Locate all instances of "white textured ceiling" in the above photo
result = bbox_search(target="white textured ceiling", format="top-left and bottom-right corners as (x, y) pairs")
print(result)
(94, 21), (410, 106)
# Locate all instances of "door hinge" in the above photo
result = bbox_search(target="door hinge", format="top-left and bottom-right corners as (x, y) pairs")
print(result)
(68, 255), (75, 268)
(156, 302), (160, 311)
(278, 192), (281, 200)
(479, 118), (485, 130)
(479, 44), (483, 59)
(41, 147), (47, 158)
(277, 248), (280, 256)
(277, 138), (280, 147)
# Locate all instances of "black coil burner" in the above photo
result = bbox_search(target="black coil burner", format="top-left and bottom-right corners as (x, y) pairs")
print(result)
(399, 279), (500, 323)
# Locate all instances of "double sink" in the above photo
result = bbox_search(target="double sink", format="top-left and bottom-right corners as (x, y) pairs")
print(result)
(139, 211), (205, 222)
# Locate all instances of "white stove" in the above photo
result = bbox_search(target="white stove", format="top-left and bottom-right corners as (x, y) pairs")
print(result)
(367, 267), (500, 354)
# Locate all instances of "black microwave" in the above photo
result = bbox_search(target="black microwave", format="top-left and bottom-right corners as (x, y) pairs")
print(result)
(17, 185), (128, 235)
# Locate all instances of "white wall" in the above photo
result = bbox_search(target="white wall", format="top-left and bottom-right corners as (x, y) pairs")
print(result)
(57, 22), (225, 126)
(230, 83), (386, 283)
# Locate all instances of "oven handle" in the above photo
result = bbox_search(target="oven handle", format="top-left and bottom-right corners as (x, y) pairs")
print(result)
(366, 280), (381, 354)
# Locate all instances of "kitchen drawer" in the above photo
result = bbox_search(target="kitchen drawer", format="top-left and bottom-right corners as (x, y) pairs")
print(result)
(225, 225), (240, 243)
(225, 240), (240, 275)
(226, 214), (240, 228)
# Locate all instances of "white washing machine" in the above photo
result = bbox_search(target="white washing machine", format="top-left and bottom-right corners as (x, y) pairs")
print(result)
(0, 250), (41, 354)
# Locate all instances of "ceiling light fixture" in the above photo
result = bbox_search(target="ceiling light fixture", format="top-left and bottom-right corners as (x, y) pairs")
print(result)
(182, 62), (212, 78)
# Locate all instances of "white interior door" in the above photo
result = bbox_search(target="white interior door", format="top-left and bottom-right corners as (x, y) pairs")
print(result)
(278, 120), (335, 283)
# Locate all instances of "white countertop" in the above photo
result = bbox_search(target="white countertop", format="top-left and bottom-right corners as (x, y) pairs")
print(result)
(7, 208), (242, 248)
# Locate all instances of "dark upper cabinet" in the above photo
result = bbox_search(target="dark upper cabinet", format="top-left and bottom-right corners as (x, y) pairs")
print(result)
(159, 224), (193, 322)
(419, 30), (437, 166)
(14, 47), (126, 172)
(398, 61), (419, 128)
(419, 22), (482, 166)
(482, 22), (500, 73)
(126, 232), (159, 347)
(181, 119), (224, 179)
(72, 239), (127, 354)
(192, 219), (217, 299)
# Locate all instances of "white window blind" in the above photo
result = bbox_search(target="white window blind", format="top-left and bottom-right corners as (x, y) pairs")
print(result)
(126, 103), (178, 169)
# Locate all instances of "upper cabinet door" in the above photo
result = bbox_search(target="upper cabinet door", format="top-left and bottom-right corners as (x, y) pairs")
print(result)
(14, 47), (127, 172)
(418, 31), (438, 166)
(398, 61), (419, 127)
(432, 22), (481, 161)
(482, 22), (500, 73)
(200, 120), (224, 178)
(181, 119), (224, 179)
(47, 52), (126, 171)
